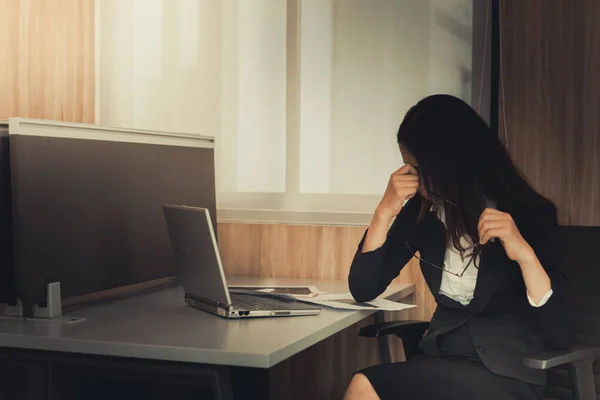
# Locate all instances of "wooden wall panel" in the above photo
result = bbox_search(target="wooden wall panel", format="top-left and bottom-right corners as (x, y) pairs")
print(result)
(0, 0), (95, 123)
(217, 222), (436, 321)
(499, 0), (600, 226)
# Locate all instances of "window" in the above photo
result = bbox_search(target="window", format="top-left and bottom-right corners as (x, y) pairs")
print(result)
(217, 0), (488, 221)
(97, 0), (491, 223)
(298, 0), (474, 196)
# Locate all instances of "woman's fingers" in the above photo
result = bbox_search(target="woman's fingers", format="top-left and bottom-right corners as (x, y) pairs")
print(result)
(478, 209), (511, 231)
(394, 164), (419, 176)
(478, 209), (511, 244)
(478, 221), (505, 243)
(478, 214), (507, 231)
(378, 166), (421, 219)
(392, 173), (419, 182)
(400, 181), (420, 188)
(480, 227), (504, 245)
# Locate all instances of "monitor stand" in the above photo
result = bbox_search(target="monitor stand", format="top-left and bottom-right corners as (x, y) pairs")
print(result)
(2, 282), (83, 322)
(32, 282), (62, 318)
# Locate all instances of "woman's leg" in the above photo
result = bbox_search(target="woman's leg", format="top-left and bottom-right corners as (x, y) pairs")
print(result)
(343, 373), (380, 400)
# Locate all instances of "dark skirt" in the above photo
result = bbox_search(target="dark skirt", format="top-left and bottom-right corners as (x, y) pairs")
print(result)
(359, 357), (543, 400)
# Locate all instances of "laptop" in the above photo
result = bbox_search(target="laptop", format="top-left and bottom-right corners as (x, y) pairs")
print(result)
(162, 204), (321, 318)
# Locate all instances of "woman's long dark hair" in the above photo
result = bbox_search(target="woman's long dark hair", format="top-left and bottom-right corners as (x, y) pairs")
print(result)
(397, 94), (553, 254)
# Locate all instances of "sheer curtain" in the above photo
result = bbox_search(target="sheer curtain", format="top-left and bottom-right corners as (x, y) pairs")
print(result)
(97, 0), (479, 222)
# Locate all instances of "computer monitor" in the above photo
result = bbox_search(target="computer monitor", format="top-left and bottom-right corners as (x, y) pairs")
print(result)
(9, 119), (216, 306)
(0, 123), (17, 304)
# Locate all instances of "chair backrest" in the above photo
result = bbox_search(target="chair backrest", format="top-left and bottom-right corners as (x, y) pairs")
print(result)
(546, 225), (600, 400)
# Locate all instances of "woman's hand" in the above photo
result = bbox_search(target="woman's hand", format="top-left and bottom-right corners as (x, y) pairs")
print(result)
(478, 208), (535, 263)
(362, 164), (419, 253)
(478, 208), (553, 307)
(375, 164), (420, 220)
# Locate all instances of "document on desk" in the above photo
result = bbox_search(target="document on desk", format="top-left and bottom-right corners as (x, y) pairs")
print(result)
(296, 293), (416, 311)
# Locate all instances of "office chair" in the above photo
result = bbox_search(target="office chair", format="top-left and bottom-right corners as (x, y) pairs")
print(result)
(359, 226), (600, 400)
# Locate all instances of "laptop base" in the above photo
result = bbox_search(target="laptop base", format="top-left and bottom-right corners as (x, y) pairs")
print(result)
(184, 293), (320, 319)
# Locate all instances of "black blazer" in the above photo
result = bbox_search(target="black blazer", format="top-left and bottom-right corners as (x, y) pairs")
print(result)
(348, 194), (573, 386)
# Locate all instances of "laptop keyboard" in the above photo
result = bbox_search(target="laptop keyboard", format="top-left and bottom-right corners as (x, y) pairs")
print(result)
(230, 292), (293, 311)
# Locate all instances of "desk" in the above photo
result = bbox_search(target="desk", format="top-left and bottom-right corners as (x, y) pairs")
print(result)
(0, 277), (415, 399)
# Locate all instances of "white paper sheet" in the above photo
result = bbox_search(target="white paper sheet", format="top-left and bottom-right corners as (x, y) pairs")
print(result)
(295, 293), (416, 311)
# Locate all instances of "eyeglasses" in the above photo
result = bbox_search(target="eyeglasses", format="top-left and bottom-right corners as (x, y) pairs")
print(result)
(405, 240), (481, 278)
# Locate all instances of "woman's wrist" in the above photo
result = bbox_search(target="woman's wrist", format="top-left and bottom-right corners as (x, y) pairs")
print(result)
(514, 242), (537, 266)
(373, 208), (396, 225)
(375, 200), (405, 222)
(362, 209), (395, 253)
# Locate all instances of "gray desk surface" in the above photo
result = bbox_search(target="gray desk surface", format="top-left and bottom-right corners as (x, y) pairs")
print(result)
(0, 277), (414, 368)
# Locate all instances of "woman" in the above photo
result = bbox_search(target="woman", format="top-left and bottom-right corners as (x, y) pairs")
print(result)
(343, 95), (572, 400)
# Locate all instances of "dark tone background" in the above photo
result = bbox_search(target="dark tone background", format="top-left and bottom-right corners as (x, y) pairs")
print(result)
(498, 0), (600, 226)
(0, 133), (16, 304)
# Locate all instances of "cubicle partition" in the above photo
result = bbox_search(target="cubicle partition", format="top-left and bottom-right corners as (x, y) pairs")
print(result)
(7, 118), (216, 307)
(0, 123), (16, 304)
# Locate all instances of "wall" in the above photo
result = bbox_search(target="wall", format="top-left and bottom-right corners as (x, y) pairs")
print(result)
(0, 0), (95, 123)
(499, 0), (600, 226)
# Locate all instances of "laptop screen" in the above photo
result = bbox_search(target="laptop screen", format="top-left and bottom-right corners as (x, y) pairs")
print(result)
(163, 205), (231, 308)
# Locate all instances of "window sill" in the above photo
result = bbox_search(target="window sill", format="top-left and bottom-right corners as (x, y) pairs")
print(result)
(216, 208), (372, 227)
